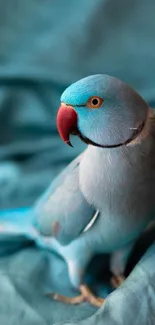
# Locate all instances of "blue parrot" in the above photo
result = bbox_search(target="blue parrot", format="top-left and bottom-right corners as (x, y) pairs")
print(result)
(34, 74), (155, 307)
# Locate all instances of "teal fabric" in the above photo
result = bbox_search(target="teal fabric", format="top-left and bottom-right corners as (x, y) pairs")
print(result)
(0, 208), (154, 325)
(0, 0), (155, 324)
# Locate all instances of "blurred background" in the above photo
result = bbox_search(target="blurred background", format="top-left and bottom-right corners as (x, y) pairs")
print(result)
(0, 0), (155, 210)
(0, 1), (155, 323)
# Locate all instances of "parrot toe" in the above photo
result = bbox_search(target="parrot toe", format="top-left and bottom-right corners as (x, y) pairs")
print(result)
(46, 284), (104, 308)
(111, 274), (126, 289)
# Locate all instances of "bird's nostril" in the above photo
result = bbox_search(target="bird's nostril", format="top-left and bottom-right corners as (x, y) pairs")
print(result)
(52, 221), (61, 236)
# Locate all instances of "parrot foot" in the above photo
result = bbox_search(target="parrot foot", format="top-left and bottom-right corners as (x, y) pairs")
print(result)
(47, 284), (104, 308)
(111, 274), (126, 289)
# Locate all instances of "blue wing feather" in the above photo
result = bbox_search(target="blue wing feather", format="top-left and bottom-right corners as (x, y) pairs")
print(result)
(33, 151), (96, 245)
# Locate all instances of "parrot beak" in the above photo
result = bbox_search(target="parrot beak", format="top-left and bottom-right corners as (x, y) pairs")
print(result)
(56, 103), (78, 147)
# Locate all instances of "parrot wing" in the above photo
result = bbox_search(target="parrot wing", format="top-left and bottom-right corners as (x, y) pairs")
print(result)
(33, 151), (96, 245)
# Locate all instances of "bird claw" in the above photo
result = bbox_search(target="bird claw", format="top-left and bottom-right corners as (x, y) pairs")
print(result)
(46, 292), (85, 304)
(111, 274), (126, 289)
(46, 284), (104, 308)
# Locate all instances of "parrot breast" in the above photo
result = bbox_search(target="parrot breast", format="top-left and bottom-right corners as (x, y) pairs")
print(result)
(79, 140), (155, 247)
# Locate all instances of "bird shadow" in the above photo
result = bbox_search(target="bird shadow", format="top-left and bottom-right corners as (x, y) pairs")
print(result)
(84, 224), (155, 297)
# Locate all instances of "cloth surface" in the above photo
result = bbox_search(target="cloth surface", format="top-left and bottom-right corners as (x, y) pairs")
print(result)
(0, 208), (155, 325)
(0, 0), (155, 324)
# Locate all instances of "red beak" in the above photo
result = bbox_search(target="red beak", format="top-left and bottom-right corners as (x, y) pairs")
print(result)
(56, 103), (78, 146)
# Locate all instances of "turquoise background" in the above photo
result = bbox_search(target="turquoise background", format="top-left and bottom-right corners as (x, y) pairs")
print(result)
(0, 1), (155, 324)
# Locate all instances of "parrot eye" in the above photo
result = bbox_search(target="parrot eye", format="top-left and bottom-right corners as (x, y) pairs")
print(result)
(87, 96), (103, 109)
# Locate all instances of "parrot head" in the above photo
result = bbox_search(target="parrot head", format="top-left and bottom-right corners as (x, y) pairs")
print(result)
(57, 75), (148, 148)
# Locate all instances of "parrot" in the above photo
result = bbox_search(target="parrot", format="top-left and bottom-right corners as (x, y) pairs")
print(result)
(34, 74), (155, 307)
